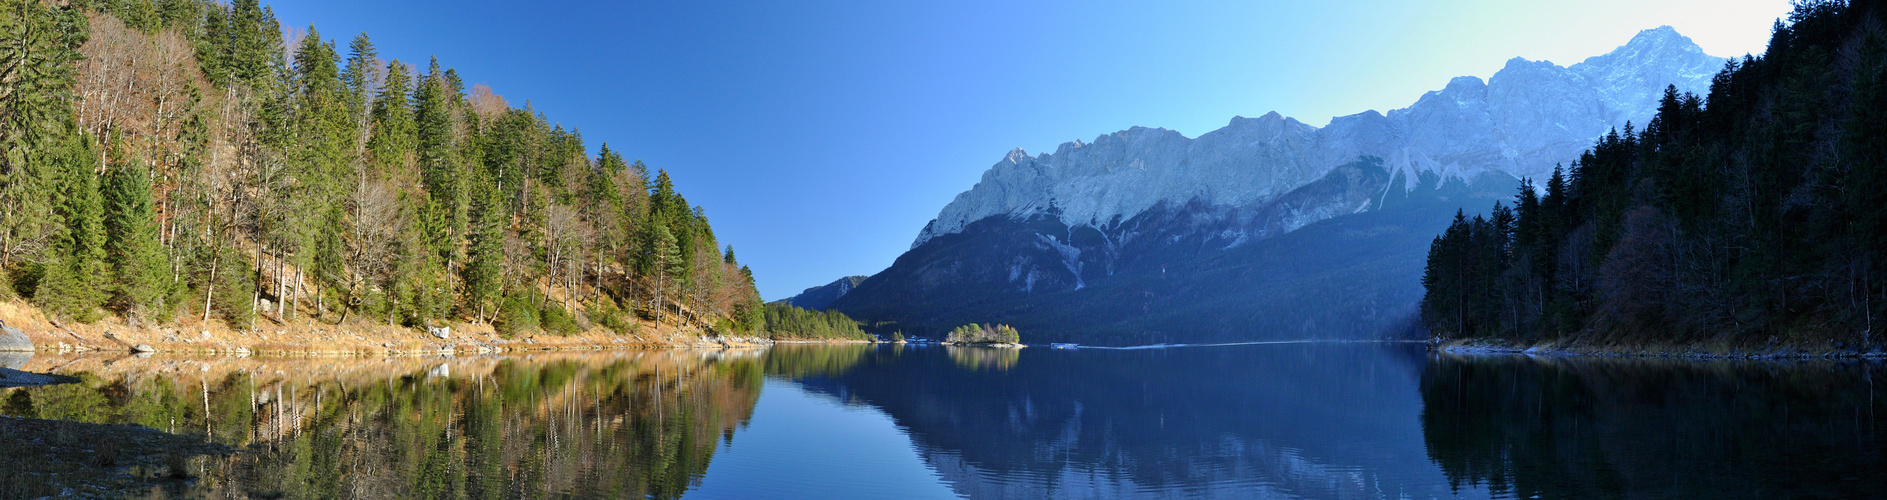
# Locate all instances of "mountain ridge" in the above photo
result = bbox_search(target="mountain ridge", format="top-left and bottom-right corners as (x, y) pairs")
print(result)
(910, 26), (1724, 250)
(823, 26), (1728, 343)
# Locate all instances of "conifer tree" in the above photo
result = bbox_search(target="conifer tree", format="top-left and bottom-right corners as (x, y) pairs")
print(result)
(103, 159), (170, 320)
(367, 59), (415, 177)
(462, 181), (505, 323)
(339, 33), (378, 122)
(0, 1), (87, 275)
(223, 0), (278, 87)
(415, 57), (465, 263)
(37, 133), (107, 322)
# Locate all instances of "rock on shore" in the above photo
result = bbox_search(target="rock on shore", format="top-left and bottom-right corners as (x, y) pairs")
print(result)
(0, 320), (32, 352)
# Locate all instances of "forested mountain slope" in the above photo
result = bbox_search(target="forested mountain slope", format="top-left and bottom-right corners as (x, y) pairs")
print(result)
(1422, 0), (1887, 349)
(0, 0), (763, 339)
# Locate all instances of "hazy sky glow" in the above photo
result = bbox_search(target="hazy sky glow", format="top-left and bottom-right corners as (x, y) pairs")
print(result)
(268, 0), (1792, 299)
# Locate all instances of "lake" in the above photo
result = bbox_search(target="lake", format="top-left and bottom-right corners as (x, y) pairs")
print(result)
(1, 342), (1882, 498)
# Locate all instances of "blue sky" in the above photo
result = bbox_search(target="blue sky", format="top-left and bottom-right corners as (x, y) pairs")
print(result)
(267, 0), (1791, 300)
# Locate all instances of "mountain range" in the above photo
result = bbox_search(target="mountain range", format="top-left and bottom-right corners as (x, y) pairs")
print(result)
(812, 27), (1726, 344)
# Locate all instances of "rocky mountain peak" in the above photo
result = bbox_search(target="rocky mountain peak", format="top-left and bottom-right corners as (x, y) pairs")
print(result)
(908, 27), (1725, 249)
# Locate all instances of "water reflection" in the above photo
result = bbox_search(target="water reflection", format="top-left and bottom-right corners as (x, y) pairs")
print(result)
(945, 346), (1019, 372)
(774, 342), (1455, 499)
(5, 344), (1882, 499)
(1, 351), (764, 499)
(1420, 353), (1887, 499)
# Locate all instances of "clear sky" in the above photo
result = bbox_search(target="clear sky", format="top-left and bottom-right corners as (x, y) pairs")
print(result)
(266, 0), (1792, 300)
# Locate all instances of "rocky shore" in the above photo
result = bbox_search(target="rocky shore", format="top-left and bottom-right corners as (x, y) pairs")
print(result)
(0, 415), (233, 499)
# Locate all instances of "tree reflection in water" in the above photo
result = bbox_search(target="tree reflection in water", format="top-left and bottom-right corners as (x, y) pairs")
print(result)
(946, 346), (1019, 372)
(1421, 353), (1887, 499)
(1, 351), (764, 499)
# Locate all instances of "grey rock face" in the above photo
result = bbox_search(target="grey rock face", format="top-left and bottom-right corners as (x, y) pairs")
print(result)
(428, 326), (451, 340)
(913, 27), (1724, 248)
(0, 351), (29, 370)
(0, 321), (31, 352)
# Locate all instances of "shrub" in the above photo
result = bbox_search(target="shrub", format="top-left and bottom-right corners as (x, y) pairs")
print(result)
(494, 295), (539, 338)
(591, 299), (638, 335)
(541, 303), (580, 336)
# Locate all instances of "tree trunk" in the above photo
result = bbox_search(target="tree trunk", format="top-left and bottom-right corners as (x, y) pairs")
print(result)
(202, 255), (218, 323)
(253, 244), (264, 326)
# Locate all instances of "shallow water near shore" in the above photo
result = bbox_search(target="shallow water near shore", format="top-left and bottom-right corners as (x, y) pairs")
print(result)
(2, 342), (1883, 498)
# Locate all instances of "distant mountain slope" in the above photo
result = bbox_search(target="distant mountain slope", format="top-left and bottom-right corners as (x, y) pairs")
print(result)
(838, 160), (1507, 344)
(835, 27), (1722, 344)
(776, 276), (868, 310)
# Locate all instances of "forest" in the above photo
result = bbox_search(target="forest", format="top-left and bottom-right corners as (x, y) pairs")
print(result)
(1422, 0), (1886, 348)
(0, 0), (765, 336)
(761, 303), (871, 341)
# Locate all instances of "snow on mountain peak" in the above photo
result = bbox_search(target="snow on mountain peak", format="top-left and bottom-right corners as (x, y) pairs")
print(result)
(910, 28), (1727, 249)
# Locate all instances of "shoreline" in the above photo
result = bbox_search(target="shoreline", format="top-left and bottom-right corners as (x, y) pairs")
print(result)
(1431, 338), (1887, 361)
(0, 299), (884, 358)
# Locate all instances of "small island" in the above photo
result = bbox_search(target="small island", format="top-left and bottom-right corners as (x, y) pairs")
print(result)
(944, 323), (1025, 348)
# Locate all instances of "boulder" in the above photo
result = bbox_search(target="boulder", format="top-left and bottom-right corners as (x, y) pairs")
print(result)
(0, 321), (32, 352)
(130, 344), (155, 353)
(0, 351), (30, 370)
(427, 326), (451, 340)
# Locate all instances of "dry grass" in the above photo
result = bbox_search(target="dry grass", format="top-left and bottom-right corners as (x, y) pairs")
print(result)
(0, 297), (748, 357)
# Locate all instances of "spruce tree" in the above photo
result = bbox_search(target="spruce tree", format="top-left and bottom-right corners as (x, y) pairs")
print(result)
(415, 57), (465, 262)
(0, 1), (86, 276)
(103, 160), (170, 321)
(224, 0), (279, 87)
(339, 33), (379, 122)
(37, 133), (107, 322)
(462, 182), (505, 323)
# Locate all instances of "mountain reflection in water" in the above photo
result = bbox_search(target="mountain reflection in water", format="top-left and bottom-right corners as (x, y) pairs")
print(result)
(2, 343), (1883, 499)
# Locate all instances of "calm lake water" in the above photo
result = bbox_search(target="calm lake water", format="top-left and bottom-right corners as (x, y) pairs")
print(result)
(2, 342), (1884, 499)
